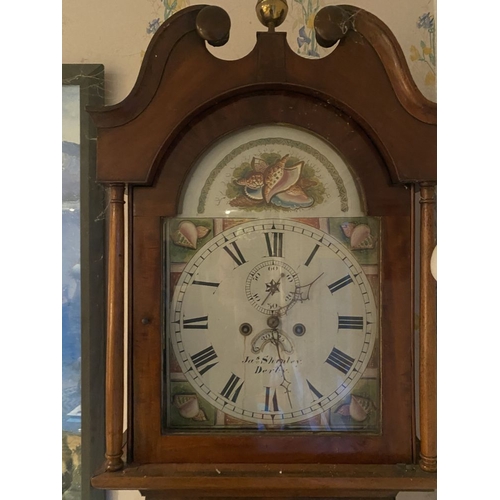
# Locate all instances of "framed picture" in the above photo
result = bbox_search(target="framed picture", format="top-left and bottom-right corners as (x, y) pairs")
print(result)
(62, 64), (105, 500)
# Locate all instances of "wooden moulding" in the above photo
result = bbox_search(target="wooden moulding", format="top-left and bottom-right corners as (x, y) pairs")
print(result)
(418, 183), (437, 472)
(313, 5), (436, 125)
(92, 463), (436, 497)
(88, 5), (437, 185)
(105, 184), (126, 472)
(338, 6), (436, 125)
(143, 495), (401, 500)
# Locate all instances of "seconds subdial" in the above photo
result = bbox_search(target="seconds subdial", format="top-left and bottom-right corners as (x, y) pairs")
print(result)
(245, 260), (300, 315)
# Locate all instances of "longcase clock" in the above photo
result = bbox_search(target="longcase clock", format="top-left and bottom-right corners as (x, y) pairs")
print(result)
(88, 3), (437, 499)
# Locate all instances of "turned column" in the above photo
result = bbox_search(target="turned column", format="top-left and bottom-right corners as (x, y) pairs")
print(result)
(418, 182), (437, 472)
(105, 184), (126, 471)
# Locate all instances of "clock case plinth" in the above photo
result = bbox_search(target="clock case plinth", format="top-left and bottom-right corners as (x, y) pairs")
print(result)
(88, 4), (437, 497)
(92, 463), (435, 499)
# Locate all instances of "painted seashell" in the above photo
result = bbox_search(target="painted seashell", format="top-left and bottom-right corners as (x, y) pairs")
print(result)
(196, 226), (210, 239)
(341, 222), (355, 238)
(262, 155), (289, 202)
(341, 223), (375, 250)
(335, 404), (351, 417)
(350, 224), (375, 250)
(273, 153), (290, 170)
(272, 184), (313, 208)
(172, 231), (195, 249)
(251, 157), (269, 173)
(173, 394), (204, 420)
(264, 159), (303, 203)
(192, 409), (208, 421)
(172, 221), (211, 249)
(236, 172), (264, 189)
(229, 194), (263, 207)
(349, 395), (374, 422)
(244, 185), (264, 200)
(178, 220), (198, 249)
(298, 178), (317, 189)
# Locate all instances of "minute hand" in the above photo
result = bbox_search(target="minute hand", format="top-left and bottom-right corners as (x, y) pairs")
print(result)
(279, 272), (324, 316)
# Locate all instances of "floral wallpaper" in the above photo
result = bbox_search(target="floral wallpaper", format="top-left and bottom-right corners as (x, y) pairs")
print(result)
(290, 0), (322, 58)
(410, 12), (437, 87)
(145, 1), (436, 100)
(147, 0), (190, 34)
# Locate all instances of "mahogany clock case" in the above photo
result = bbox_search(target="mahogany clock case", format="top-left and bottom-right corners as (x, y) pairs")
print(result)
(130, 92), (415, 465)
(88, 4), (436, 495)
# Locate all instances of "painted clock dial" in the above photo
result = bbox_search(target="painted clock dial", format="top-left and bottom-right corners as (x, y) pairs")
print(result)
(163, 125), (380, 432)
(165, 218), (380, 430)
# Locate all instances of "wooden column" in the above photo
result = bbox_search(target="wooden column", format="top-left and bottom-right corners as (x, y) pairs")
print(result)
(105, 184), (126, 471)
(418, 182), (437, 472)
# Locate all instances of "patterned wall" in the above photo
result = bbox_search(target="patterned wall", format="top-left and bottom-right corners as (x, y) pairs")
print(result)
(63, 0), (436, 104)
(145, 1), (436, 101)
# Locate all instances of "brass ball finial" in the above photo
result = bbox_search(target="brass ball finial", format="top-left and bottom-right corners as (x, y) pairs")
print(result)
(256, 0), (288, 32)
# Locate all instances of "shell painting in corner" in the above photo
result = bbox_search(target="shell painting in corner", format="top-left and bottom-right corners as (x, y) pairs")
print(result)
(171, 220), (211, 250)
(173, 394), (208, 422)
(341, 222), (376, 250)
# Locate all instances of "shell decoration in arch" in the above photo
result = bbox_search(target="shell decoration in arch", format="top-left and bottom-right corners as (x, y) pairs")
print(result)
(229, 154), (320, 210)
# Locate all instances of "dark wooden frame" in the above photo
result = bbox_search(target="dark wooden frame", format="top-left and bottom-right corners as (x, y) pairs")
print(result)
(130, 94), (414, 466)
(88, 5), (436, 498)
(63, 63), (106, 500)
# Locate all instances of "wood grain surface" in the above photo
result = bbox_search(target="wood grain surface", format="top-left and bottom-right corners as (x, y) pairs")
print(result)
(89, 4), (437, 495)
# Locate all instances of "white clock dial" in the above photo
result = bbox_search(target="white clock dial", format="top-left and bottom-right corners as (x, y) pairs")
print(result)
(169, 219), (377, 425)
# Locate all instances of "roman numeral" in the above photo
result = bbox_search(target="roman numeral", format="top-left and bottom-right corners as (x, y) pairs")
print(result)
(191, 346), (218, 375)
(338, 316), (364, 330)
(264, 386), (280, 412)
(326, 347), (355, 374)
(220, 374), (244, 403)
(192, 280), (220, 288)
(328, 275), (353, 294)
(306, 379), (323, 400)
(223, 242), (247, 267)
(265, 232), (283, 258)
(183, 316), (209, 329)
(305, 244), (320, 267)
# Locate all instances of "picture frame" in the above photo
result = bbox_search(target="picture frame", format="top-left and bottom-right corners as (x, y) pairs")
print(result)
(62, 64), (106, 500)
